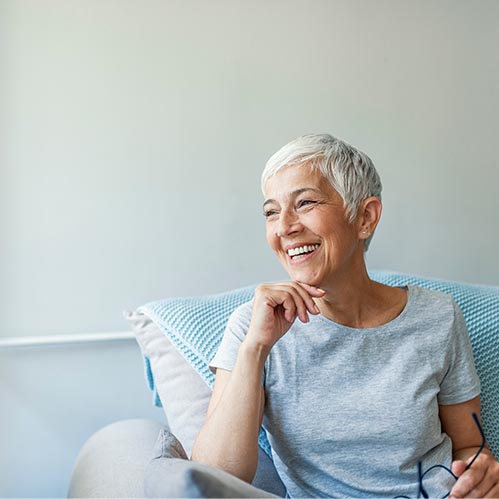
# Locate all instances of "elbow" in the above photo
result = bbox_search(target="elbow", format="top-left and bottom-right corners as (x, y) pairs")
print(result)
(190, 427), (259, 484)
(190, 450), (257, 484)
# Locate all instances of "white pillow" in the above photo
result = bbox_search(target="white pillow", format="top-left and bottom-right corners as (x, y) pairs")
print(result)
(125, 309), (286, 496)
(125, 309), (211, 457)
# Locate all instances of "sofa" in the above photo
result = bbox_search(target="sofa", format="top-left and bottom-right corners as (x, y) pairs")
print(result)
(68, 271), (499, 498)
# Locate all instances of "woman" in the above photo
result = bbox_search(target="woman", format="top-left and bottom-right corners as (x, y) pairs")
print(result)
(191, 134), (499, 498)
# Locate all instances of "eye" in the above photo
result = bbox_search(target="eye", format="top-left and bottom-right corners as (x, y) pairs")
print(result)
(263, 209), (279, 219)
(297, 199), (317, 209)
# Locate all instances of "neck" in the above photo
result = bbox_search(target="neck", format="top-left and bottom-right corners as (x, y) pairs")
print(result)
(315, 261), (398, 329)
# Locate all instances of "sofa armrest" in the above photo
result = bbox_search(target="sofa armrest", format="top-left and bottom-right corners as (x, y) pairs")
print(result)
(68, 419), (165, 498)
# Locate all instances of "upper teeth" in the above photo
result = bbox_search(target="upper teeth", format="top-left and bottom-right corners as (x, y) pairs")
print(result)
(287, 244), (320, 256)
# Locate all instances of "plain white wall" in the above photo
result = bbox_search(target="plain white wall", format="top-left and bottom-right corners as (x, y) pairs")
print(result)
(1, 0), (498, 496)
(1, 0), (498, 339)
(0, 340), (164, 497)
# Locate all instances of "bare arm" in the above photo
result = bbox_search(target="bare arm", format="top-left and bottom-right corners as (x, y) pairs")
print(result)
(439, 396), (499, 498)
(190, 341), (267, 483)
(440, 396), (487, 461)
(191, 281), (324, 483)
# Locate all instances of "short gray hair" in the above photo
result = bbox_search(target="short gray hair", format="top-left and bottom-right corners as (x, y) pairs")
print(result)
(261, 133), (382, 251)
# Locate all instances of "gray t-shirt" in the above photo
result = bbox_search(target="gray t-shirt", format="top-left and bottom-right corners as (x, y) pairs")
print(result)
(209, 285), (481, 498)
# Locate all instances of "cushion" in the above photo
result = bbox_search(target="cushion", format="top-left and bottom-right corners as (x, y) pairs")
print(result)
(130, 271), (499, 458)
(126, 310), (213, 457)
(145, 428), (279, 498)
(125, 309), (287, 497)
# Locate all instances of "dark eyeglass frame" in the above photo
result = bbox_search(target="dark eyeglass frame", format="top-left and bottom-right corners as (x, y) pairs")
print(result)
(396, 412), (486, 499)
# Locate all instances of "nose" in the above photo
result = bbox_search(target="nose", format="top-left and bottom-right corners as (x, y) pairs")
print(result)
(275, 208), (302, 237)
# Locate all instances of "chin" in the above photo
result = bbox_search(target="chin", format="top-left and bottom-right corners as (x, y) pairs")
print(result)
(288, 270), (322, 287)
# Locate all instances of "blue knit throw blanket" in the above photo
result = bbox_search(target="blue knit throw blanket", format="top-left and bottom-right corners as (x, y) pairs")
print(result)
(138, 271), (499, 460)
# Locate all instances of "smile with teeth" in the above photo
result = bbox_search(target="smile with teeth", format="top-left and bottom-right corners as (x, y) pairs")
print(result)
(287, 243), (320, 260)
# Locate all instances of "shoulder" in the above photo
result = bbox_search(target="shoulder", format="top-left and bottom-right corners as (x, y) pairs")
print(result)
(229, 299), (254, 320)
(409, 285), (457, 314)
(225, 299), (254, 330)
(408, 285), (465, 332)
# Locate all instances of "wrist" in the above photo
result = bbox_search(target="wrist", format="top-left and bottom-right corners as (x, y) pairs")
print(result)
(240, 340), (270, 366)
(453, 445), (491, 462)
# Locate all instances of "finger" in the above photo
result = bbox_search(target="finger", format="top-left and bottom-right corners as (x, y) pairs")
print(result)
(260, 285), (306, 323)
(464, 472), (499, 499)
(451, 453), (499, 498)
(280, 296), (298, 323)
(451, 460), (468, 477)
(289, 282), (323, 315)
(274, 286), (311, 323)
(483, 482), (499, 498)
(450, 464), (487, 498)
(294, 281), (327, 297)
(261, 283), (316, 322)
(481, 459), (499, 498)
(466, 482), (498, 499)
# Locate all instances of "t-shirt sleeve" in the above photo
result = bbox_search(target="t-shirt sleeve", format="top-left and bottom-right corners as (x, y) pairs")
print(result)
(209, 300), (267, 384)
(437, 300), (481, 405)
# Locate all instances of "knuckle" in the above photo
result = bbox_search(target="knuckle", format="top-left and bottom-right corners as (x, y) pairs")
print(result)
(460, 474), (475, 489)
(256, 283), (280, 297)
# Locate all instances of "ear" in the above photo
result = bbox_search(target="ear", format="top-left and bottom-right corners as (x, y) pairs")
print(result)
(357, 197), (382, 240)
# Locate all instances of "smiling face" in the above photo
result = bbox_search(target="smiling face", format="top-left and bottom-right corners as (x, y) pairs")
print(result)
(263, 164), (366, 288)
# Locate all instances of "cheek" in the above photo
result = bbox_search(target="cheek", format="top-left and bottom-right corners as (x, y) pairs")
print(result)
(266, 225), (277, 249)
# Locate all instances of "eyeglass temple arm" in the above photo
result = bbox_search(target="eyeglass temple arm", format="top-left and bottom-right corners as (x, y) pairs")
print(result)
(418, 412), (485, 498)
(418, 461), (429, 498)
(464, 412), (486, 471)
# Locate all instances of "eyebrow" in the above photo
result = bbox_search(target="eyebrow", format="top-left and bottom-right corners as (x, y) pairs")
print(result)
(263, 188), (322, 209)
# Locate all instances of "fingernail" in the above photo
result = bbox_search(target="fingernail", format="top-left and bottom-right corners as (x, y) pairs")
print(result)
(317, 288), (326, 293)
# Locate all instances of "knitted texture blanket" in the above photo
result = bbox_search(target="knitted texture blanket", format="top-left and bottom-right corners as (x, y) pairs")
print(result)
(138, 271), (499, 459)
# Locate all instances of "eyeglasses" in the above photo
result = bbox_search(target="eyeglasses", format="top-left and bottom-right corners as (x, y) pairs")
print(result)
(396, 412), (486, 499)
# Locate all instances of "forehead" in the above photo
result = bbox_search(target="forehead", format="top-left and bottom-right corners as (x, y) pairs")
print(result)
(263, 164), (335, 200)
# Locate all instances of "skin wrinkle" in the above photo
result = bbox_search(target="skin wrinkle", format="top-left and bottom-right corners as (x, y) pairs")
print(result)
(263, 187), (323, 212)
